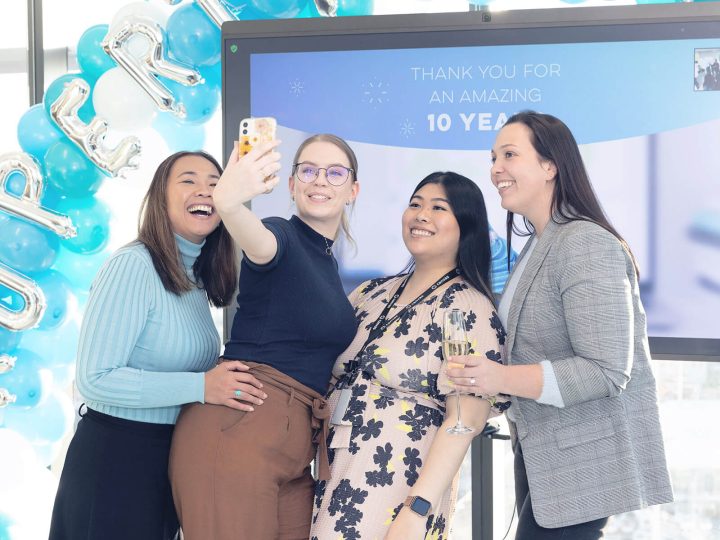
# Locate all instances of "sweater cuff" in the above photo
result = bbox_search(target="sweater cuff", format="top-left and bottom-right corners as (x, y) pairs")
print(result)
(193, 372), (206, 404)
(537, 360), (565, 408)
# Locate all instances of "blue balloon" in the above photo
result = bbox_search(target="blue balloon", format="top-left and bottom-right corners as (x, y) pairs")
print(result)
(0, 280), (25, 315)
(77, 24), (115, 82)
(44, 139), (105, 197)
(53, 245), (109, 290)
(0, 349), (52, 408)
(0, 212), (59, 273)
(54, 197), (111, 254)
(17, 104), (67, 162)
(153, 112), (207, 152)
(248, 0), (308, 18)
(44, 72), (96, 124)
(32, 269), (74, 330)
(20, 319), (79, 387)
(0, 326), (21, 353)
(0, 513), (13, 540)
(200, 61), (221, 92)
(2, 389), (72, 445)
(167, 3), (221, 67)
(163, 78), (220, 124)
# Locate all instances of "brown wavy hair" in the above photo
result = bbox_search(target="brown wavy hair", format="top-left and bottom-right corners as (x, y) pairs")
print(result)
(137, 151), (237, 307)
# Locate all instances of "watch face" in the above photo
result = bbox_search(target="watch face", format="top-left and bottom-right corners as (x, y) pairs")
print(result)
(410, 496), (432, 516)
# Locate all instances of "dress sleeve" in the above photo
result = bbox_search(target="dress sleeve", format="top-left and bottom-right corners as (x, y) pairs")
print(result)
(435, 284), (511, 416)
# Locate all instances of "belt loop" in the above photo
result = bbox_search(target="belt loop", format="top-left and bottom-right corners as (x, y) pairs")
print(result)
(288, 387), (295, 406)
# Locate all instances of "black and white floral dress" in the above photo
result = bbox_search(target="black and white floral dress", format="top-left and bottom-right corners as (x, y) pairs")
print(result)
(311, 276), (510, 540)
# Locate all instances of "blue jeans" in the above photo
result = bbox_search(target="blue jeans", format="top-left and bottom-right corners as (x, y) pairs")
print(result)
(514, 442), (609, 540)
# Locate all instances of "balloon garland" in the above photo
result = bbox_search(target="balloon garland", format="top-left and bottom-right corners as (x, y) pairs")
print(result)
(0, 0), (693, 537)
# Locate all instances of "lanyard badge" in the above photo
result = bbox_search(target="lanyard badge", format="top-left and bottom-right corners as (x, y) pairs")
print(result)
(330, 269), (460, 427)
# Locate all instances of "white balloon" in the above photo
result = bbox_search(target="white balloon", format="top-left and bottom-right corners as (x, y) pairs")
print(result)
(93, 67), (157, 131)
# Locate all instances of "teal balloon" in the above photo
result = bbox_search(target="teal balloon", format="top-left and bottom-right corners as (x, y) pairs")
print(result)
(20, 318), (79, 367)
(0, 326), (21, 353)
(77, 24), (115, 82)
(53, 246), (109, 290)
(4, 171), (26, 197)
(167, 3), (221, 66)
(0, 280), (25, 314)
(55, 197), (111, 254)
(153, 112), (207, 152)
(3, 390), (73, 445)
(45, 139), (104, 197)
(200, 62), (221, 91)
(17, 104), (66, 161)
(248, 0), (308, 18)
(163, 79), (220, 124)
(0, 212), (59, 272)
(0, 513), (13, 540)
(32, 270), (73, 330)
(44, 72), (96, 124)
(0, 349), (52, 408)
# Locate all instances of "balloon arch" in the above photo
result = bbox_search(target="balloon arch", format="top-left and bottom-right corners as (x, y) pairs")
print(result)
(0, 0), (696, 537)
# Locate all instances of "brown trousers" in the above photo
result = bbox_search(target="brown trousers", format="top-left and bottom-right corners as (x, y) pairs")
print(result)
(169, 362), (329, 540)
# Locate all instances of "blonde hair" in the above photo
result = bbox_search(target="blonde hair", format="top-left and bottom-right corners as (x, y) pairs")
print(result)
(292, 134), (358, 250)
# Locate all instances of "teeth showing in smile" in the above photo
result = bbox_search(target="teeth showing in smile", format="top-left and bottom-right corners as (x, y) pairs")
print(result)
(410, 228), (433, 237)
(309, 194), (329, 201)
(188, 204), (214, 216)
(497, 181), (513, 190)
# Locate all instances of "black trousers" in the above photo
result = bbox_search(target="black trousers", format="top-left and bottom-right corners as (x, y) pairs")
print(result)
(49, 409), (179, 540)
(514, 442), (609, 540)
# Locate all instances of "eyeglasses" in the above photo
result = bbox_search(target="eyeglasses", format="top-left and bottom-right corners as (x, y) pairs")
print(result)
(293, 162), (354, 186)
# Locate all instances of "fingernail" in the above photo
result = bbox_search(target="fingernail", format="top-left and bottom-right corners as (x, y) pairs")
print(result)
(248, 407), (254, 411)
(263, 393), (268, 399)
(258, 400), (264, 405)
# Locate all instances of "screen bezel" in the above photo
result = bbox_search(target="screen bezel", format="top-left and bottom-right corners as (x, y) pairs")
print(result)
(222, 3), (720, 361)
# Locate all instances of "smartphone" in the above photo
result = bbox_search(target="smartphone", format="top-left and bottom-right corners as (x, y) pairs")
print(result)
(238, 117), (277, 156)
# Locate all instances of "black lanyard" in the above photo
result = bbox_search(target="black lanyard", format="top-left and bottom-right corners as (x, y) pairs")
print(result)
(344, 268), (461, 378)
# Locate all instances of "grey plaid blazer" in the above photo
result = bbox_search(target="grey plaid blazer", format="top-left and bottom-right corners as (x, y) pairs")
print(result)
(504, 218), (673, 528)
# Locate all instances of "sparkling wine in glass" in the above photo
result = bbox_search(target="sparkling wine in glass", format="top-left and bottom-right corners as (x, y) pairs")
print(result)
(443, 309), (474, 435)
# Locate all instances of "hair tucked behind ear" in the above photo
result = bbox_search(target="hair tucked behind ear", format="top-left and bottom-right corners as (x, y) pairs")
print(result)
(292, 134), (359, 252)
(502, 111), (639, 278)
(405, 171), (495, 304)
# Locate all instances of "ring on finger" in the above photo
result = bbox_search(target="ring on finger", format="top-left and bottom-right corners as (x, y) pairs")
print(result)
(470, 378), (476, 385)
(234, 389), (243, 398)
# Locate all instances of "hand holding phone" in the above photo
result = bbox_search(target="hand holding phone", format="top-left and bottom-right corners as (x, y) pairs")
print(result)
(239, 117), (277, 156)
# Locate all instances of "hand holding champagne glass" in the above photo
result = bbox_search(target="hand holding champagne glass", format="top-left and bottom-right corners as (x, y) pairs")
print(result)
(443, 308), (473, 435)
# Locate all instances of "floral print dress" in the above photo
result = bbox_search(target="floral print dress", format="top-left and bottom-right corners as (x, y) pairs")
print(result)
(310, 276), (510, 540)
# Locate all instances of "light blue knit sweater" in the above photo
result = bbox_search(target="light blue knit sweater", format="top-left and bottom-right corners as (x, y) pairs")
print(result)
(75, 234), (220, 424)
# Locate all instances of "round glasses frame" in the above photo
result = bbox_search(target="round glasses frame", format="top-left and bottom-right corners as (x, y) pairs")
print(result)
(293, 162), (354, 186)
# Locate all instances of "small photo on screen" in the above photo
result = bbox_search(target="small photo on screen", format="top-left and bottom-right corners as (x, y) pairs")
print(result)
(695, 48), (720, 91)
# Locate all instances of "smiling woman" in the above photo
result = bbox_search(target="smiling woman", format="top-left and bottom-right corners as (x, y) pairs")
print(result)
(48, 150), (265, 540)
(169, 134), (361, 540)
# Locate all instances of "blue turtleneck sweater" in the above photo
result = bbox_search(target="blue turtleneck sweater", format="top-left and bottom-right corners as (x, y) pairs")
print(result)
(75, 234), (220, 424)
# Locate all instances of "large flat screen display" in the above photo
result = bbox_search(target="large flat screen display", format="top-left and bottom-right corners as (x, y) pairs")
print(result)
(223, 4), (720, 359)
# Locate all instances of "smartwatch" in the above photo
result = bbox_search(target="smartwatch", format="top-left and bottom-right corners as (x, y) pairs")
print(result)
(403, 495), (432, 517)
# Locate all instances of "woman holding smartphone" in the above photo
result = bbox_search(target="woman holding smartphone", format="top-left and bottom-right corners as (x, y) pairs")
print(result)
(169, 133), (360, 540)
(448, 112), (673, 539)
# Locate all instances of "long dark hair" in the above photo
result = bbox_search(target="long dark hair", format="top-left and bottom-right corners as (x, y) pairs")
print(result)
(406, 171), (494, 303)
(137, 150), (237, 307)
(502, 111), (639, 277)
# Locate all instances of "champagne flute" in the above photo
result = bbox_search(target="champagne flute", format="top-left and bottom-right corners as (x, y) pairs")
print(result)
(443, 308), (473, 435)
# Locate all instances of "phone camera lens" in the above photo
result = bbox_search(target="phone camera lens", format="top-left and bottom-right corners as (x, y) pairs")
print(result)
(242, 129), (248, 135)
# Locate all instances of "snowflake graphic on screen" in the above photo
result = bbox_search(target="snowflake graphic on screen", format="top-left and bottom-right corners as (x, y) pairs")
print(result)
(362, 78), (390, 106)
(289, 79), (305, 96)
(400, 119), (415, 138)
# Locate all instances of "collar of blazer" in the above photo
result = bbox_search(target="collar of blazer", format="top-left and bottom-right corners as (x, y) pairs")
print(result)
(503, 217), (562, 361)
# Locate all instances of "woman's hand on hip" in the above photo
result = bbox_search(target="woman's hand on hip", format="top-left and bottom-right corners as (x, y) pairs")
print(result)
(447, 355), (506, 396)
(204, 360), (267, 412)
